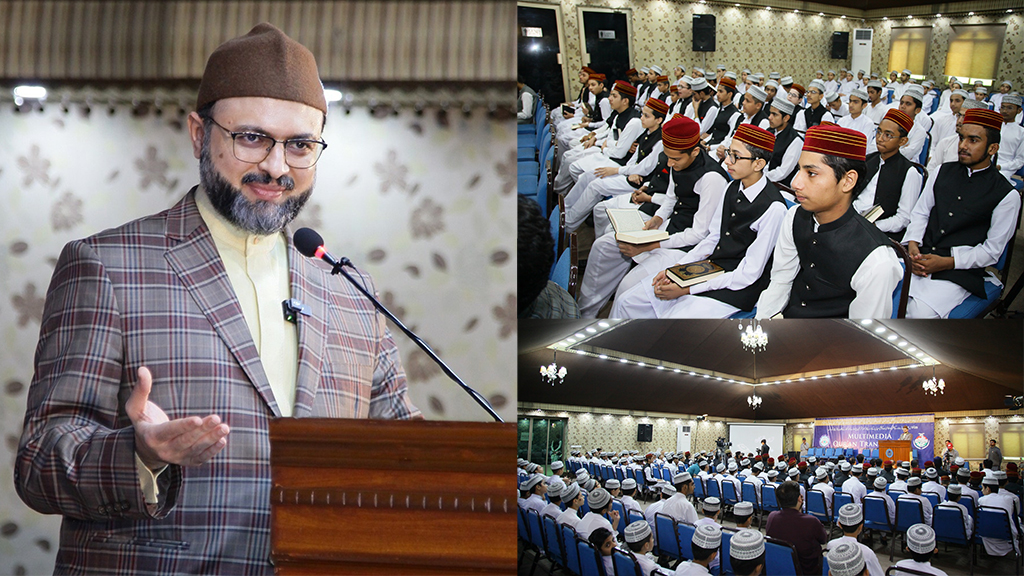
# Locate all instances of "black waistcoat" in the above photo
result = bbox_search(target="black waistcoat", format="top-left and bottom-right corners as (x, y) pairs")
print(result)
(709, 104), (738, 143)
(637, 150), (729, 237)
(749, 108), (769, 129)
(609, 107), (640, 142)
(864, 151), (916, 238)
(768, 125), (802, 186)
(701, 180), (786, 310)
(920, 162), (1014, 297)
(590, 90), (609, 122)
(802, 104), (827, 129)
(783, 205), (893, 317)
(695, 97), (717, 122)
(615, 127), (662, 167)
(636, 153), (672, 199)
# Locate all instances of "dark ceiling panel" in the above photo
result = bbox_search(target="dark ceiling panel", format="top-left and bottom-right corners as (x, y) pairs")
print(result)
(519, 320), (1023, 419)
(803, 0), (979, 10)
(579, 320), (911, 380)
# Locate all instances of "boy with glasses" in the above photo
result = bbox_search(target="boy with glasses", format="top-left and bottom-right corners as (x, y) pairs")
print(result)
(854, 109), (922, 239)
(794, 80), (836, 132)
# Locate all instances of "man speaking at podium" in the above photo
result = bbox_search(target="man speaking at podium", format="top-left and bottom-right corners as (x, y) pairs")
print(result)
(15, 24), (420, 574)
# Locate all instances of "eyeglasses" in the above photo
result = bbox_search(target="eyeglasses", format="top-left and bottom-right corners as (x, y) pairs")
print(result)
(876, 128), (900, 141)
(807, 89), (822, 95)
(207, 117), (328, 168)
(725, 149), (755, 162)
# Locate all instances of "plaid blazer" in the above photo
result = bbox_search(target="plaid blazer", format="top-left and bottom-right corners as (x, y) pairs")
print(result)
(16, 189), (420, 575)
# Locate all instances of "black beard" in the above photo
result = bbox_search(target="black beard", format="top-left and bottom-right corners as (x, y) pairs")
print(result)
(199, 146), (312, 236)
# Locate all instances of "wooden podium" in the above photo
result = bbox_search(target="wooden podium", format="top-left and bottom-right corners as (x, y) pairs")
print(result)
(879, 440), (912, 463)
(269, 418), (516, 575)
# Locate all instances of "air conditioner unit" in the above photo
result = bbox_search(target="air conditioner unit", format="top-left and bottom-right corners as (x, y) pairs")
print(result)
(851, 28), (873, 76)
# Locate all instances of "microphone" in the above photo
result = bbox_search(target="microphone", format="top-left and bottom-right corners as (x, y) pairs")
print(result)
(292, 228), (503, 423)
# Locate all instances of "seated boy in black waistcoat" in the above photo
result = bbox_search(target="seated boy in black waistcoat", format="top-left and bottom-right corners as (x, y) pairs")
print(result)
(852, 108), (923, 240)
(612, 124), (788, 318)
(902, 108), (1021, 318)
(756, 125), (903, 318)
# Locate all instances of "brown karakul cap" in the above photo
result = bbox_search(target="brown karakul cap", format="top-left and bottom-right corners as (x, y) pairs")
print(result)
(719, 77), (737, 90)
(196, 23), (327, 115)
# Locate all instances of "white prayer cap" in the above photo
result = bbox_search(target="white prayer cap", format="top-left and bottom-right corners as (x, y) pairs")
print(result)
(816, 70), (824, 75)
(588, 487), (611, 509)
(768, 470), (779, 479)
(661, 483), (677, 496)
(858, 69), (866, 75)
(902, 69), (912, 75)
(994, 471), (1007, 480)
(907, 477), (922, 487)
(699, 460), (709, 466)
(690, 77), (709, 91)
(947, 484), (962, 495)
(954, 457), (965, 465)
(640, 67), (650, 74)
(717, 64), (727, 70)
(693, 523), (723, 549)
(584, 478), (597, 491)
(983, 477), (999, 487)
(952, 89), (969, 99)
(925, 467), (938, 479)
(866, 80), (883, 89)
(780, 76), (794, 85)
(753, 462), (764, 471)
(873, 477), (888, 489)
(551, 460), (564, 470)
(851, 463), (863, 473)
(695, 67), (705, 74)
(548, 481), (565, 498)
(866, 467), (879, 477)
(728, 462), (738, 472)
(975, 86), (988, 94)
(772, 97), (795, 116)
(838, 503), (863, 526)
(730, 529), (765, 560)
(743, 68), (751, 74)
(674, 472), (692, 484)
(827, 542), (866, 576)
(904, 85), (925, 100)
(717, 463), (726, 473)
(651, 65), (664, 74)
(681, 75), (694, 86)
(520, 474), (543, 491)
(622, 478), (637, 490)
(1001, 80), (1013, 88)
(808, 456), (817, 463)
(1004, 94), (1023, 107)
(840, 462), (852, 472)
(815, 468), (828, 479)
(703, 496), (721, 512)
(725, 71), (738, 80)
(824, 91), (839, 103)
(827, 462), (836, 470)
(734, 501), (754, 517)
(562, 482), (581, 501)
(605, 479), (620, 489)
(527, 462), (540, 472)
(906, 524), (936, 553)
(896, 467), (910, 477)
(747, 85), (768, 103)
(765, 80), (779, 90)
(625, 520), (652, 543)
(922, 80), (934, 88)
(788, 468), (800, 478)
(575, 468), (589, 478)
(828, 70), (836, 75)
(900, 461), (911, 469)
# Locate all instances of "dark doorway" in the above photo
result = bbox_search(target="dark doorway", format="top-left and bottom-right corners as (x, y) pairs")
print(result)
(518, 5), (565, 104)
(580, 10), (631, 85)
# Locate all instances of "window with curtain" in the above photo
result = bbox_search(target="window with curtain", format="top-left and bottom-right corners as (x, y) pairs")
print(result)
(1000, 422), (1024, 460)
(887, 27), (932, 76)
(944, 24), (1006, 82)
(948, 423), (986, 460)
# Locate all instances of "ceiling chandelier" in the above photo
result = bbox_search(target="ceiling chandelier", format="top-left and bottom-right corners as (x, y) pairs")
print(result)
(923, 367), (945, 396)
(748, 393), (762, 409)
(739, 321), (768, 353)
(540, 351), (567, 386)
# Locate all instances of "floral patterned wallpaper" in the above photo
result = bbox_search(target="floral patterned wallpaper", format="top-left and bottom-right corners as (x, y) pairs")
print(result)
(869, 13), (1023, 89)
(538, 0), (862, 96)
(0, 100), (516, 574)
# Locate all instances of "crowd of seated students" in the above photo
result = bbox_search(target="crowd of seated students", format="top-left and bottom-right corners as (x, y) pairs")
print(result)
(518, 63), (1024, 319)
(518, 447), (1023, 575)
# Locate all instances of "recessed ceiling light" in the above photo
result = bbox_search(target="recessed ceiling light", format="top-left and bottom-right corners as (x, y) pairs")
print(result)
(840, 14), (845, 18)
(872, 368), (881, 372)
(824, 374), (832, 378)
(575, 350), (585, 355)
(765, 6), (771, 10)
(936, 13), (941, 17)
(637, 362), (646, 367)
(889, 366), (898, 370)
(674, 368), (681, 373)
(598, 321), (610, 328)
(620, 358), (628, 363)
(874, 327), (886, 334)
(857, 370), (864, 374)
(799, 377), (806, 381)
(566, 338), (575, 343)
(657, 365), (665, 370)
(586, 327), (597, 333)
(898, 340), (907, 347)
(840, 372), (847, 376)
(882, 16), (887, 20)
(810, 376), (818, 380)
(861, 319), (873, 325)
(907, 14), (913, 18)
(689, 371), (697, 376)
(907, 347), (917, 353)
(794, 9), (799, 13)
(887, 334), (897, 341)
(599, 354), (607, 359)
